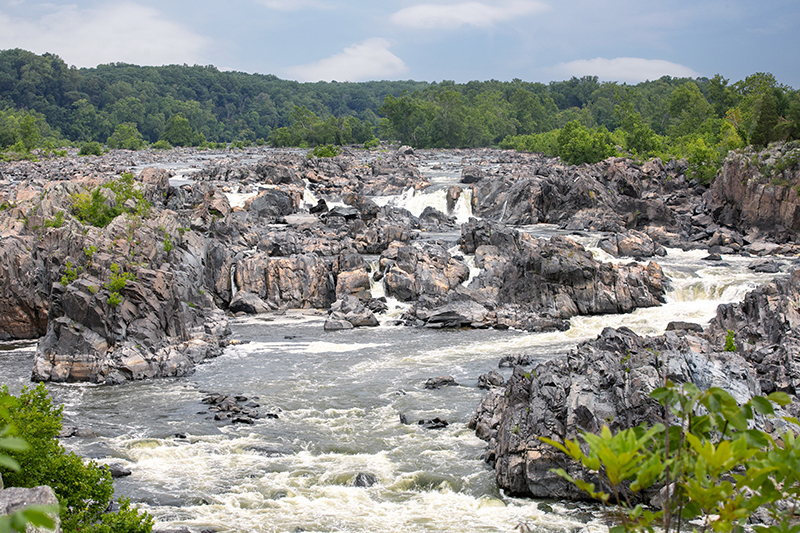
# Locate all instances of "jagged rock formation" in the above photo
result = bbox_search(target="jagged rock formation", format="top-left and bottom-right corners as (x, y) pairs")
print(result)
(5, 144), (784, 384)
(709, 142), (800, 242)
(397, 219), (665, 331)
(470, 268), (800, 499)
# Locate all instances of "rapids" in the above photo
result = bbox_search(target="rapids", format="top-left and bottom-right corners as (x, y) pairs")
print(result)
(0, 151), (792, 533)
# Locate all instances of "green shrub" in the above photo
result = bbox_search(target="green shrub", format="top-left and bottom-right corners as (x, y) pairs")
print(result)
(78, 141), (103, 156)
(106, 123), (146, 151)
(557, 120), (616, 165)
(363, 138), (380, 149)
(0, 385), (152, 533)
(59, 261), (80, 286)
(43, 210), (65, 229)
(105, 263), (135, 293)
(150, 139), (171, 150)
(71, 172), (151, 227)
(724, 329), (737, 351)
(107, 291), (122, 307)
(541, 381), (797, 533)
(308, 144), (341, 158)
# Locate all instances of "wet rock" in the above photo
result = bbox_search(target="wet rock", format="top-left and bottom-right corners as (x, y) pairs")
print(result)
(424, 376), (458, 389)
(477, 370), (504, 389)
(498, 354), (534, 367)
(353, 473), (378, 487)
(748, 259), (781, 273)
(471, 269), (800, 500)
(666, 321), (704, 333)
(418, 417), (449, 429)
(103, 463), (132, 478)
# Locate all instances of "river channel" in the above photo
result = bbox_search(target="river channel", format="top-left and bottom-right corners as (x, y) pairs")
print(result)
(0, 151), (791, 533)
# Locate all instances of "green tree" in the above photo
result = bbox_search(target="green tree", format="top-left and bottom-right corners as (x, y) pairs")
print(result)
(161, 113), (194, 147)
(668, 82), (713, 137)
(17, 114), (39, 152)
(749, 90), (780, 147)
(107, 122), (146, 150)
(557, 120), (616, 165)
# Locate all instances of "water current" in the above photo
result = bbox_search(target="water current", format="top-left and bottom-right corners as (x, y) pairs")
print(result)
(0, 151), (792, 533)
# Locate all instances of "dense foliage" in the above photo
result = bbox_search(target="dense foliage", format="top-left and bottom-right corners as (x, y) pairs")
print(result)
(0, 385), (152, 533)
(543, 382), (800, 533)
(0, 48), (426, 149)
(1, 48), (799, 180)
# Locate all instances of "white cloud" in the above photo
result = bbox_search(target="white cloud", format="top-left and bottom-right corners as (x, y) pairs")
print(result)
(391, 0), (548, 30)
(550, 57), (701, 83)
(0, 2), (209, 67)
(255, 0), (330, 11)
(285, 38), (408, 82)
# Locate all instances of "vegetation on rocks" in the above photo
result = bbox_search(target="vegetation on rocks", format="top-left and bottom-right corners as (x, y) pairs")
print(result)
(71, 172), (151, 227)
(543, 382), (797, 533)
(0, 385), (152, 533)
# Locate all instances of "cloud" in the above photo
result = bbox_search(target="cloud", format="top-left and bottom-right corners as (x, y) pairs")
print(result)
(0, 2), (209, 67)
(550, 57), (701, 83)
(391, 0), (548, 29)
(254, 0), (330, 11)
(285, 38), (408, 82)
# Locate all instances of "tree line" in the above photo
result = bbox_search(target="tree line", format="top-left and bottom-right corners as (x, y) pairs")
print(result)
(1, 48), (799, 182)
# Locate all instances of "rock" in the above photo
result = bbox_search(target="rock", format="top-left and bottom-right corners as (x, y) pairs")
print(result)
(424, 376), (458, 389)
(498, 354), (534, 367)
(0, 485), (60, 532)
(748, 259), (781, 273)
(460, 166), (484, 184)
(477, 370), (504, 389)
(228, 291), (270, 314)
(665, 321), (704, 333)
(418, 417), (449, 429)
(398, 145), (414, 155)
(103, 463), (132, 478)
(598, 230), (664, 258)
(353, 473), (378, 487)
(470, 269), (800, 500)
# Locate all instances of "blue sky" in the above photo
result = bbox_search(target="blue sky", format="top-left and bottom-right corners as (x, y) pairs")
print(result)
(1, 0), (798, 88)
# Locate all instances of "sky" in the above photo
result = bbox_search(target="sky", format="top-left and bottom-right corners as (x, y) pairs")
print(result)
(0, 0), (798, 88)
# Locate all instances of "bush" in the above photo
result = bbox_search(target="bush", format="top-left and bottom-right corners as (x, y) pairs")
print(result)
(107, 123), (146, 151)
(71, 172), (151, 227)
(150, 139), (172, 150)
(0, 385), (152, 533)
(557, 120), (616, 165)
(78, 141), (103, 156)
(363, 138), (380, 149)
(308, 144), (341, 158)
(542, 381), (798, 533)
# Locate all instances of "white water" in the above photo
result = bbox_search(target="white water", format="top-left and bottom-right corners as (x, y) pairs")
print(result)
(0, 155), (793, 533)
(373, 187), (474, 225)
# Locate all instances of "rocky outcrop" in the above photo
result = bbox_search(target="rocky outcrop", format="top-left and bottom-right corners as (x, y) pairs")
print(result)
(403, 220), (665, 331)
(709, 143), (800, 241)
(470, 268), (800, 499)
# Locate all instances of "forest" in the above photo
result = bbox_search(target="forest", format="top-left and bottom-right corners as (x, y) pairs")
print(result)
(1, 48), (799, 182)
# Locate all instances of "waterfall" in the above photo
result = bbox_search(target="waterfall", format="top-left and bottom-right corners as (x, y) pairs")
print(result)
(230, 264), (238, 299)
(374, 187), (473, 224)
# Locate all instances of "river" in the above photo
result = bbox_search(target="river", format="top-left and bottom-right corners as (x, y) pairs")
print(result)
(0, 151), (791, 533)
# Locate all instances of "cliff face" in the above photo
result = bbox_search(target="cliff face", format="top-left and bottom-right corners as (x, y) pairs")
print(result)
(709, 143), (800, 240)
